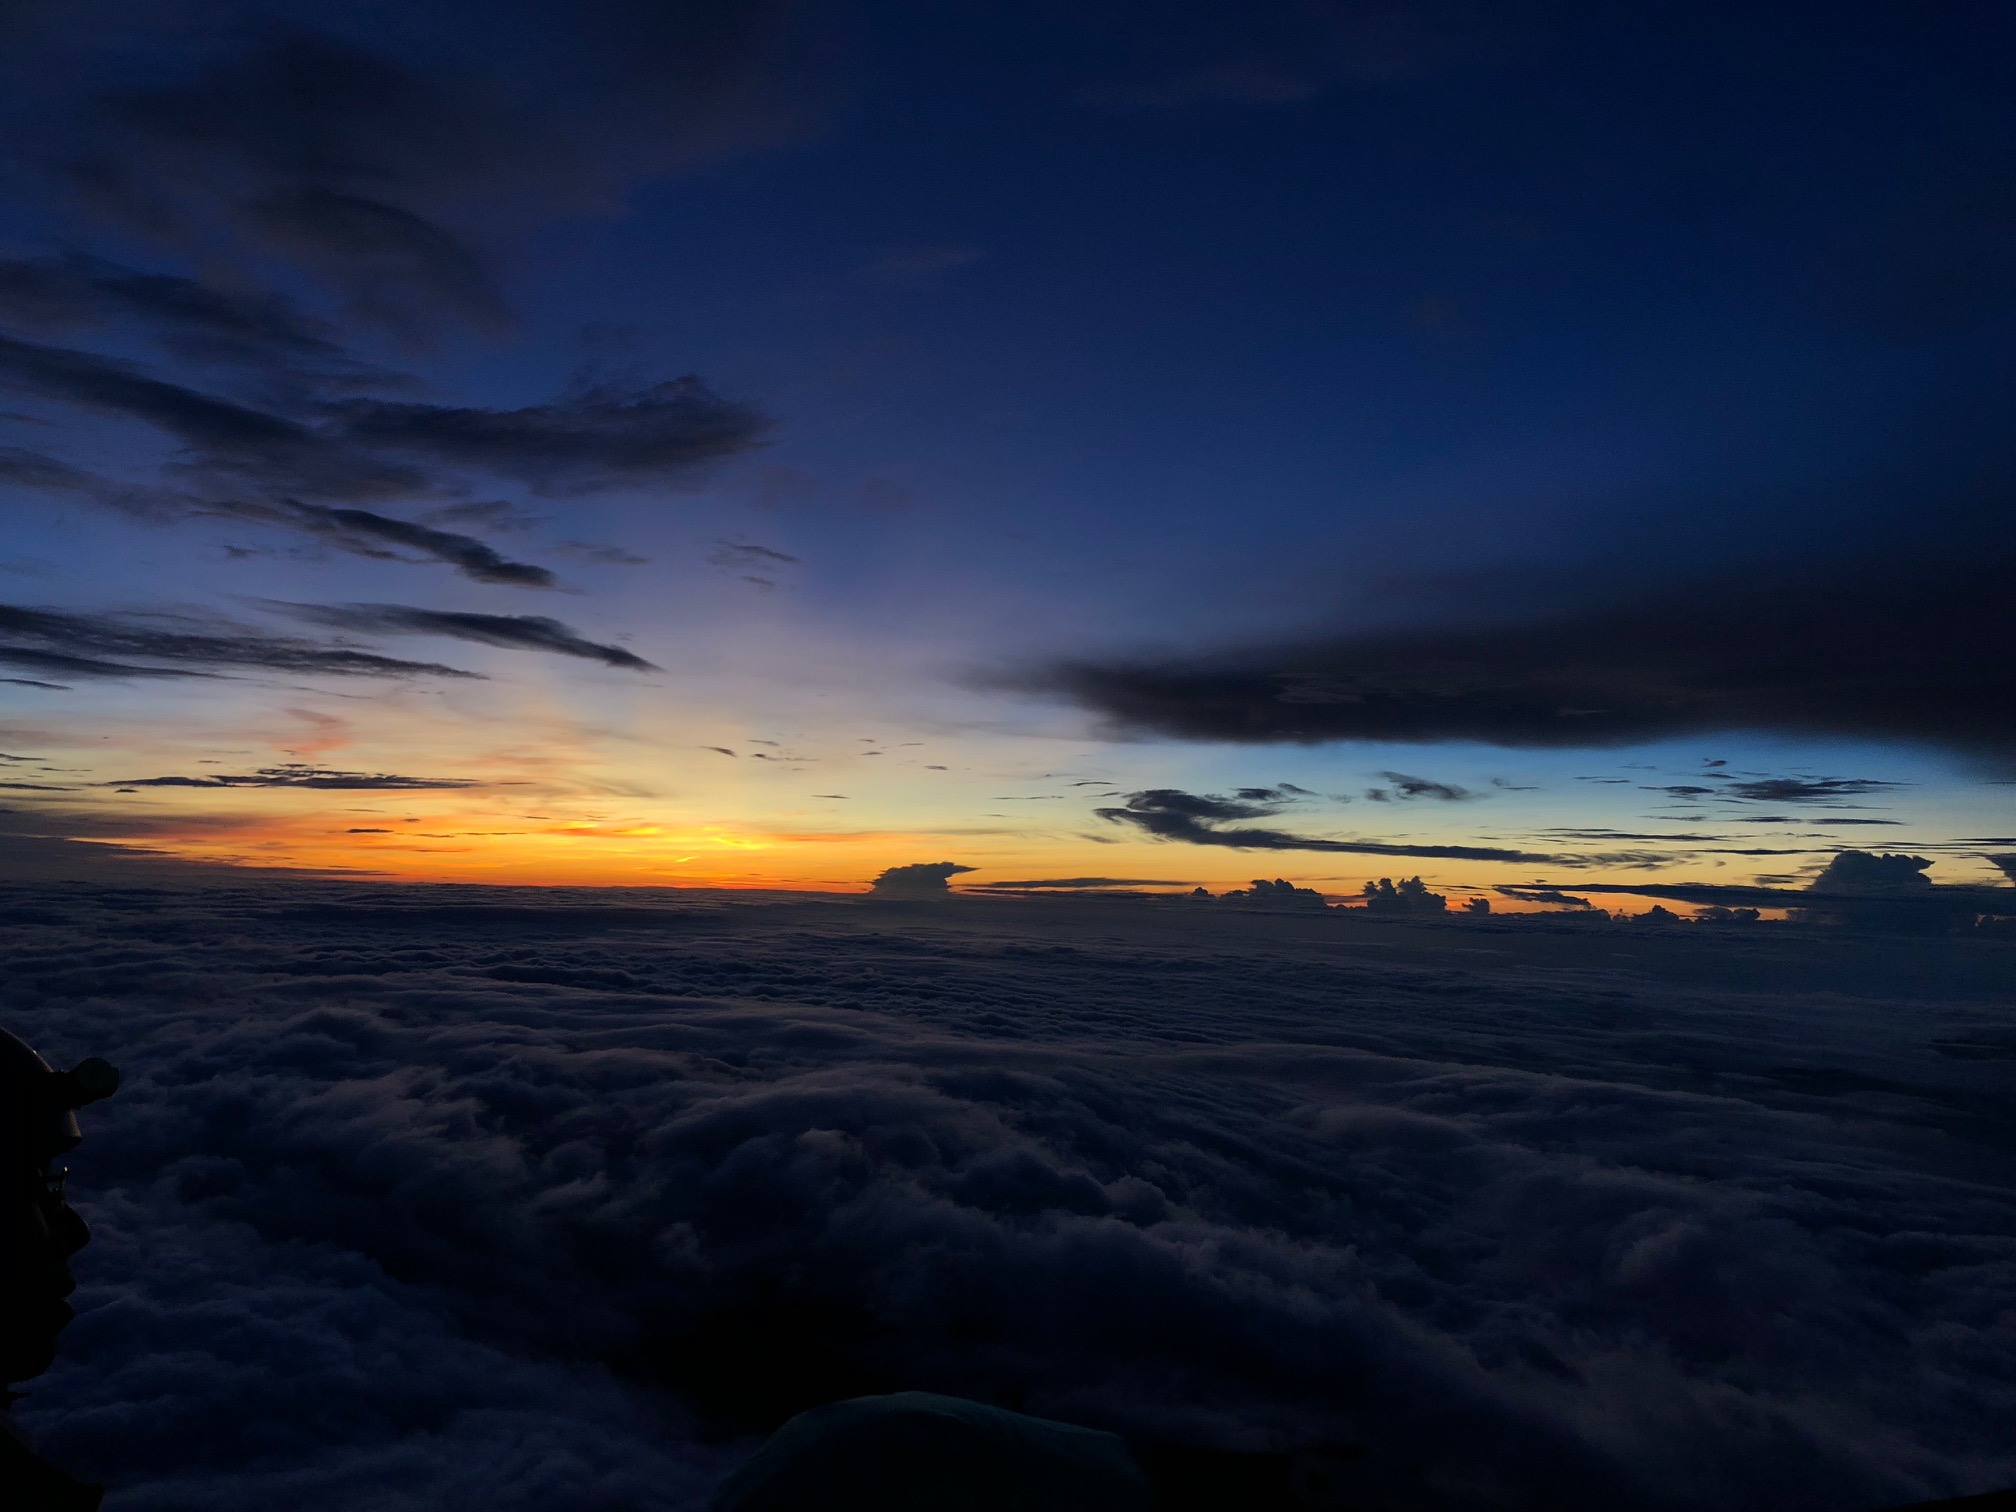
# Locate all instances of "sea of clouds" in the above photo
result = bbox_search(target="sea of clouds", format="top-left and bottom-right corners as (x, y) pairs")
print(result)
(3, 882), (2013, 1511)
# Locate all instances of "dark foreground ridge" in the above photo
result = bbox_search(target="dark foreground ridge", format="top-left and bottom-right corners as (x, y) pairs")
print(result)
(2, 1023), (119, 1511)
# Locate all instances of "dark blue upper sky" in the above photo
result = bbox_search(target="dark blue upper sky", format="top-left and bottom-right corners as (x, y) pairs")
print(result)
(501, 0), (2016, 633)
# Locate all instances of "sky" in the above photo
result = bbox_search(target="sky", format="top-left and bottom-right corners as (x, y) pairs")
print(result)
(1, 0), (2012, 899)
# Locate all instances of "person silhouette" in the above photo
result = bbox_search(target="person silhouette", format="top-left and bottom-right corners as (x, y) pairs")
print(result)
(0, 1026), (118, 1512)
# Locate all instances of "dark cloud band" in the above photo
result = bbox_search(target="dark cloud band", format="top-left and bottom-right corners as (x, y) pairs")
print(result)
(106, 765), (483, 791)
(0, 604), (478, 680)
(272, 603), (658, 671)
(1095, 788), (1557, 863)
(1015, 555), (2016, 756)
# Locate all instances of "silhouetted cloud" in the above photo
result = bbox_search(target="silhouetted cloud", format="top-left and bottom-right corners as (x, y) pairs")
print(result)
(1808, 851), (1933, 893)
(0, 604), (478, 680)
(272, 603), (657, 670)
(1095, 788), (1555, 862)
(1015, 554), (2016, 756)
(868, 861), (977, 897)
(108, 764), (482, 790)
(1374, 771), (1472, 801)
(1499, 886), (1595, 909)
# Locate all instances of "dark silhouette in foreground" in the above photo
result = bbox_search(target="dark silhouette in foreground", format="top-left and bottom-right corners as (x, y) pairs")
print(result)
(712, 1390), (2016, 1512)
(709, 1392), (1153, 1512)
(1, 1026), (119, 1512)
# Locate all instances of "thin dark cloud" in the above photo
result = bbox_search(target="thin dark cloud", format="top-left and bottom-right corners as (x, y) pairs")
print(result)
(710, 540), (798, 566)
(0, 334), (764, 503)
(270, 603), (657, 671)
(215, 503), (558, 587)
(0, 445), (198, 522)
(330, 380), (767, 495)
(0, 604), (478, 680)
(1540, 829), (1732, 842)
(0, 252), (377, 387)
(108, 764), (482, 791)
(554, 540), (649, 567)
(1095, 788), (1556, 863)
(1496, 866), (2015, 917)
(0, 445), (96, 492)
(0, 332), (399, 494)
(0, 450), (556, 585)
(0, 644), (210, 681)
(1380, 775), (1470, 802)
(1014, 553), (2016, 756)
(1499, 886), (1595, 909)
(969, 877), (1193, 890)
(1722, 777), (1904, 804)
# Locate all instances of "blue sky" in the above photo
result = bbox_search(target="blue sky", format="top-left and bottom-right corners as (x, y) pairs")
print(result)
(1, 0), (2011, 895)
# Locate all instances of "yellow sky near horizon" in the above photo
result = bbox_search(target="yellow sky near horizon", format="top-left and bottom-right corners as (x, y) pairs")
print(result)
(5, 635), (2006, 910)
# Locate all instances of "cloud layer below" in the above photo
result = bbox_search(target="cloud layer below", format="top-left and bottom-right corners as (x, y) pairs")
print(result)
(6, 883), (2012, 1511)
